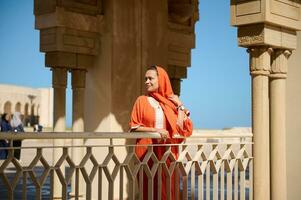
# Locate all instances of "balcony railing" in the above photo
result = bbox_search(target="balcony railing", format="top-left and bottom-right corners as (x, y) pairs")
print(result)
(0, 131), (253, 200)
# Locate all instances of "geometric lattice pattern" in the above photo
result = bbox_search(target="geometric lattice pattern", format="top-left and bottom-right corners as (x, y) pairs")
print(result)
(0, 133), (253, 200)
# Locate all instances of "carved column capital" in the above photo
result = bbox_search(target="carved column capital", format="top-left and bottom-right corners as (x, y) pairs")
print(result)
(248, 47), (273, 76)
(270, 49), (292, 79)
(71, 69), (86, 89)
(52, 68), (67, 88)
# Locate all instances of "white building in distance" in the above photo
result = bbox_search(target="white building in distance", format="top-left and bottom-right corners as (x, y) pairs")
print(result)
(0, 84), (53, 128)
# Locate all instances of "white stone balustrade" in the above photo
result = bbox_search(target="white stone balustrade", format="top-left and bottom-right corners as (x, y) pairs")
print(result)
(0, 131), (253, 200)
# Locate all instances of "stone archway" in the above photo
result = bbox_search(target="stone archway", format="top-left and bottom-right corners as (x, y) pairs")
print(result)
(15, 102), (21, 112)
(4, 101), (12, 114)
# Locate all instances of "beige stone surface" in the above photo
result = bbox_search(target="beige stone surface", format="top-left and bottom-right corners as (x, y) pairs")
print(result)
(287, 31), (301, 200)
(38, 88), (53, 127)
(249, 47), (271, 200)
(231, 0), (301, 31)
(270, 49), (290, 200)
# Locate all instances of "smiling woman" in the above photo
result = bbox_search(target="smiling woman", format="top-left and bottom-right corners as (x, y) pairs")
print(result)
(129, 65), (193, 199)
(144, 66), (159, 93)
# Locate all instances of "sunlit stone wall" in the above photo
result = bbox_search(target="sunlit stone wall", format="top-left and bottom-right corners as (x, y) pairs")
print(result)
(287, 32), (301, 200)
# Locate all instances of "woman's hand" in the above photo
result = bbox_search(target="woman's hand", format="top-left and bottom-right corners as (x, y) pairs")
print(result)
(155, 129), (169, 143)
(157, 129), (169, 139)
(168, 94), (182, 107)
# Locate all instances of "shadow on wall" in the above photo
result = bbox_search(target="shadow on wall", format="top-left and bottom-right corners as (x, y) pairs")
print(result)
(83, 12), (142, 133)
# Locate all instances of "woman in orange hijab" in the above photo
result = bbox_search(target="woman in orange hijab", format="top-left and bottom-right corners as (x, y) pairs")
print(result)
(130, 65), (193, 199)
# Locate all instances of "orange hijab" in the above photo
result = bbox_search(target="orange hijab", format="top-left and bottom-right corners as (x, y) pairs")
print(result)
(150, 66), (192, 139)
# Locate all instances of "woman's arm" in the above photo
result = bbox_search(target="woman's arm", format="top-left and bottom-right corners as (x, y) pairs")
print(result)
(132, 126), (156, 132)
(168, 94), (189, 130)
(131, 126), (169, 139)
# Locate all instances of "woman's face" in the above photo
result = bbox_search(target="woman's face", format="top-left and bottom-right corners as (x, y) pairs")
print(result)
(5, 114), (10, 121)
(145, 69), (159, 93)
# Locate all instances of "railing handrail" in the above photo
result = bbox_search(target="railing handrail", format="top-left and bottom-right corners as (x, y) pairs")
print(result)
(0, 131), (253, 140)
(191, 129), (253, 138)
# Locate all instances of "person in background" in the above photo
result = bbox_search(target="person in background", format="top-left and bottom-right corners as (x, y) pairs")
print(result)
(0, 113), (12, 159)
(10, 112), (24, 160)
(129, 65), (193, 199)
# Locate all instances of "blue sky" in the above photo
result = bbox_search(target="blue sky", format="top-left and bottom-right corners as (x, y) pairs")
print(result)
(0, 1), (251, 129)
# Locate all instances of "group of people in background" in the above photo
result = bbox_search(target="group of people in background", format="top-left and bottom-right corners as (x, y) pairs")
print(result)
(0, 112), (24, 160)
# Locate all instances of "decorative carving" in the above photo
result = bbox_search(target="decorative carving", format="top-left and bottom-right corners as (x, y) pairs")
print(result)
(270, 49), (292, 77)
(238, 32), (264, 45)
(248, 47), (273, 75)
(52, 68), (68, 88)
(238, 24), (298, 49)
(238, 24), (265, 46)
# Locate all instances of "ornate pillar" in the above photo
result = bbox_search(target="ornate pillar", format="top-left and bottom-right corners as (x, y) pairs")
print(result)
(70, 69), (86, 198)
(270, 49), (291, 200)
(231, 1), (301, 199)
(52, 67), (67, 199)
(249, 47), (272, 200)
(34, 1), (101, 199)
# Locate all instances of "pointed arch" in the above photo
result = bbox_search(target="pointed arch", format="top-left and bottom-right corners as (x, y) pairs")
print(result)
(4, 101), (12, 114)
(15, 102), (21, 112)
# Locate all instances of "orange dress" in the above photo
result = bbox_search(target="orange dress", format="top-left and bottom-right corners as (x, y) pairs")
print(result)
(129, 66), (193, 200)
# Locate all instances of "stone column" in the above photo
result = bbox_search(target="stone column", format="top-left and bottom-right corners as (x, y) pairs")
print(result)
(71, 69), (86, 199)
(270, 49), (291, 200)
(248, 47), (272, 200)
(52, 67), (67, 199)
